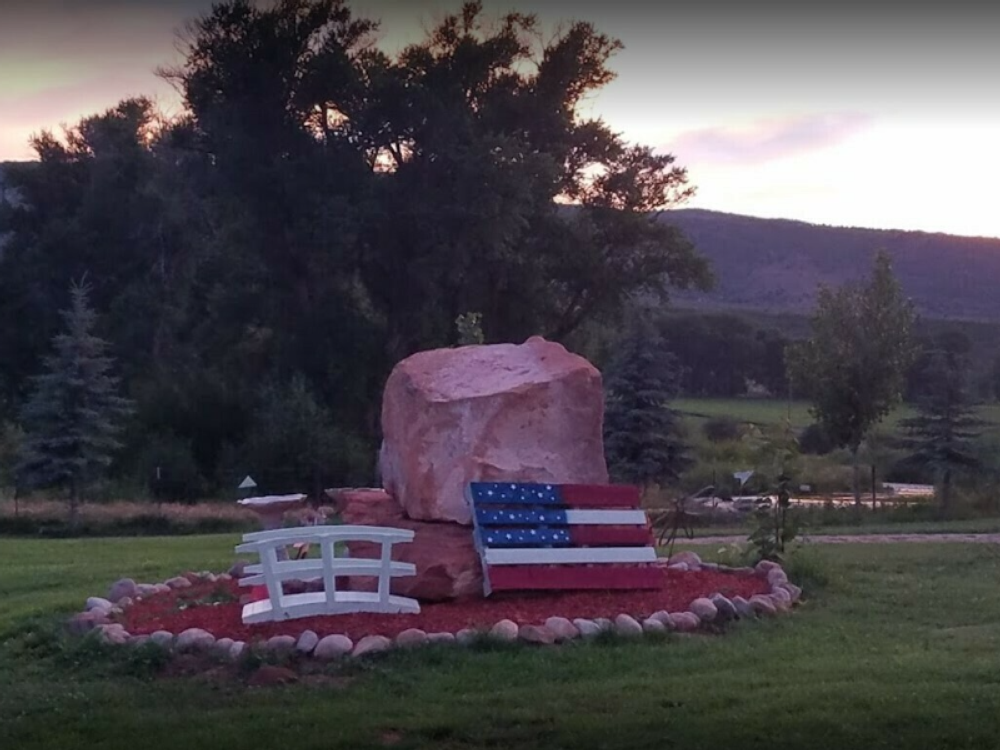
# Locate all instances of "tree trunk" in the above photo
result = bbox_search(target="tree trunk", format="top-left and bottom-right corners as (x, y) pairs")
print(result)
(69, 475), (80, 533)
(851, 445), (862, 507)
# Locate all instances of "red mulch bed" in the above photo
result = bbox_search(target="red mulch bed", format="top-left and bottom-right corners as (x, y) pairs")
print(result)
(122, 568), (769, 642)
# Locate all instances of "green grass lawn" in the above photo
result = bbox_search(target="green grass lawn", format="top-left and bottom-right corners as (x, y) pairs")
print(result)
(674, 397), (1000, 434)
(4, 536), (1000, 749)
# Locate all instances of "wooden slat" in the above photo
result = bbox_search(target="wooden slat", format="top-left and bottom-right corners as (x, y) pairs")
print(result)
(477, 525), (652, 547)
(559, 484), (641, 507)
(484, 546), (657, 566)
(570, 525), (653, 546)
(486, 564), (662, 591)
(476, 508), (648, 527)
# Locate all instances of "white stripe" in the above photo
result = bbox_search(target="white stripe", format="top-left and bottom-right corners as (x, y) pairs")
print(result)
(484, 547), (657, 566)
(564, 509), (648, 525)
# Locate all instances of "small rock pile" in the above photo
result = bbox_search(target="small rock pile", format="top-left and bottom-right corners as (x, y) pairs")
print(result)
(65, 552), (802, 663)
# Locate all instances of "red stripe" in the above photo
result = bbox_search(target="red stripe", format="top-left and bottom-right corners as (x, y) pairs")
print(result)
(486, 565), (662, 592)
(570, 525), (653, 546)
(559, 484), (641, 508)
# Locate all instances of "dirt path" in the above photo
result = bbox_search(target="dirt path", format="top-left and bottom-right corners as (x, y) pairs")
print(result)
(682, 533), (1000, 545)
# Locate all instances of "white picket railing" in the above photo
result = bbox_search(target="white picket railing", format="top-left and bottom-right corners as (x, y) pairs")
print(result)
(235, 525), (420, 624)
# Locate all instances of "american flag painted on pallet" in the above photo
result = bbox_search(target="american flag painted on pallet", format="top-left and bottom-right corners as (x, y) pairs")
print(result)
(466, 481), (661, 596)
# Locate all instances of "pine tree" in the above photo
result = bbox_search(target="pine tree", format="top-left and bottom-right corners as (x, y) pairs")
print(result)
(17, 279), (133, 528)
(603, 315), (691, 488)
(897, 348), (984, 516)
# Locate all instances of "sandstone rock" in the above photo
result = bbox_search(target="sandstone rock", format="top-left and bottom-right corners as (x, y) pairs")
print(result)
(86, 596), (113, 613)
(710, 594), (739, 622)
(668, 551), (702, 568)
(249, 665), (298, 687)
(266, 635), (297, 653)
(755, 560), (782, 576)
(749, 595), (778, 616)
(671, 612), (701, 632)
(767, 568), (789, 587)
(456, 628), (478, 644)
(296, 630), (320, 654)
(573, 619), (602, 638)
(176, 628), (216, 652)
(395, 628), (429, 648)
(108, 578), (137, 603)
(352, 635), (393, 657)
(164, 576), (192, 590)
(544, 616), (579, 642)
(378, 337), (609, 524)
(519, 625), (556, 645)
(490, 619), (519, 642)
(427, 632), (456, 644)
(689, 598), (718, 623)
(642, 618), (666, 634)
(779, 582), (803, 602)
(649, 611), (676, 630)
(331, 489), (482, 601)
(731, 596), (755, 619)
(614, 614), (643, 637)
(67, 610), (110, 635)
(150, 630), (175, 647)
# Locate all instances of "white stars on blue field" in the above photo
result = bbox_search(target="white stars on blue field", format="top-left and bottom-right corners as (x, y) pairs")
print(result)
(470, 482), (561, 505)
(482, 528), (571, 546)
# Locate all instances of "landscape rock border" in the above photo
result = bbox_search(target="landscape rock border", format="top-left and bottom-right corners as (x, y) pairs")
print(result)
(65, 553), (802, 662)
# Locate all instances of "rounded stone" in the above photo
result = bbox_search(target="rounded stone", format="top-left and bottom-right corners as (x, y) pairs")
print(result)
(150, 630), (175, 647)
(667, 562), (690, 572)
(229, 641), (247, 660)
(670, 612), (701, 632)
(351, 635), (393, 657)
(544, 616), (580, 642)
(519, 624), (557, 645)
(649, 611), (676, 630)
(642, 618), (666, 634)
(709, 594), (739, 621)
(767, 568), (789, 587)
(427, 632), (456, 644)
(779, 582), (802, 602)
(667, 551), (702, 568)
(85, 596), (113, 613)
(395, 628), (429, 648)
(128, 634), (151, 647)
(176, 628), (216, 652)
(593, 617), (613, 631)
(134, 583), (160, 597)
(614, 614), (643, 637)
(97, 624), (130, 645)
(115, 596), (134, 610)
(214, 637), (235, 655)
(164, 576), (192, 590)
(749, 594), (778, 616)
(755, 560), (782, 576)
(489, 619), (519, 642)
(688, 598), (719, 623)
(265, 635), (297, 653)
(731, 596), (755, 619)
(153, 583), (172, 594)
(66, 610), (110, 635)
(573, 619), (602, 638)
(296, 630), (320, 654)
(108, 578), (138, 603)
(771, 587), (792, 604)
(314, 634), (353, 660)
(456, 628), (478, 644)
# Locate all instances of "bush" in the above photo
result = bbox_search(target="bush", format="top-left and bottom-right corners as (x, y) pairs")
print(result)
(798, 423), (835, 455)
(702, 416), (742, 443)
(131, 432), (206, 502)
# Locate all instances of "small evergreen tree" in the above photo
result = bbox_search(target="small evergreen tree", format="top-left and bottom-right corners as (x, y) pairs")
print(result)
(603, 314), (691, 488)
(896, 349), (985, 516)
(17, 279), (133, 528)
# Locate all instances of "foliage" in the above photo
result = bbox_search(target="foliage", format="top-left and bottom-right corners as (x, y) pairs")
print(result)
(0, 1), (710, 496)
(896, 347), (986, 515)
(702, 416), (742, 443)
(16, 280), (133, 527)
(455, 312), (485, 346)
(747, 473), (799, 563)
(797, 422), (835, 455)
(604, 313), (691, 488)
(786, 251), (919, 504)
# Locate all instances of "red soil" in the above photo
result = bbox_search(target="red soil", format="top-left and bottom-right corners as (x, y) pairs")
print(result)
(123, 568), (769, 642)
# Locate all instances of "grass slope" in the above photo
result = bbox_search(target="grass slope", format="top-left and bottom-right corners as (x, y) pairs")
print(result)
(3, 537), (1000, 749)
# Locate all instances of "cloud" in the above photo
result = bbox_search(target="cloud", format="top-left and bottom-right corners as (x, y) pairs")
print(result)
(664, 112), (874, 167)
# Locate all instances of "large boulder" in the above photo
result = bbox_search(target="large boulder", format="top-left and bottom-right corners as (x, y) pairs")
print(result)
(330, 489), (482, 601)
(378, 336), (608, 524)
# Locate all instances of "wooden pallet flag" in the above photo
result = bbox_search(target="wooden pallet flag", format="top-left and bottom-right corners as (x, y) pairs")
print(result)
(467, 481), (661, 596)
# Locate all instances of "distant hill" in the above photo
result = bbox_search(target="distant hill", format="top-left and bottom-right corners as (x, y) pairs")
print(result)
(663, 209), (1000, 322)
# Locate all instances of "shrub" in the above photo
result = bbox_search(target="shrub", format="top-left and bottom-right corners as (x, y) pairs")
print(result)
(798, 423), (835, 455)
(702, 416), (742, 443)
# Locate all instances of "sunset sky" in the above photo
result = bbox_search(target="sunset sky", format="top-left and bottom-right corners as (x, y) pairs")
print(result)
(3, 0), (999, 238)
